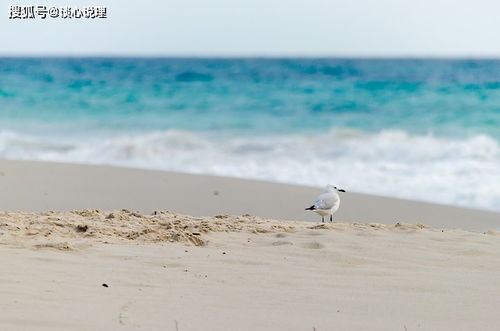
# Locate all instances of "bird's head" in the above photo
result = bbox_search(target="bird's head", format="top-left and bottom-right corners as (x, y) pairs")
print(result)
(326, 184), (346, 193)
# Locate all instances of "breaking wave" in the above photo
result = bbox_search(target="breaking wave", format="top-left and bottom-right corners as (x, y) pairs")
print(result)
(1, 128), (499, 211)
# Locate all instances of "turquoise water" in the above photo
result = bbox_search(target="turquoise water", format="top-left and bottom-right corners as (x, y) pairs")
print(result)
(0, 58), (499, 210)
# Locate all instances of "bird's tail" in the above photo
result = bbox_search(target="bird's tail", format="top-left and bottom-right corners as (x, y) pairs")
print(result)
(305, 205), (316, 210)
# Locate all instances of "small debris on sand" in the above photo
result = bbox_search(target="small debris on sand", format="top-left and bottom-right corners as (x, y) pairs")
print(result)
(75, 225), (88, 233)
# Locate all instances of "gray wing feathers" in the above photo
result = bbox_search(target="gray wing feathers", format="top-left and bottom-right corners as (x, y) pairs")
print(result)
(314, 192), (338, 210)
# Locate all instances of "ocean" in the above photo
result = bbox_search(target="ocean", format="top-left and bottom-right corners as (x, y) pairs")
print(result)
(0, 57), (499, 211)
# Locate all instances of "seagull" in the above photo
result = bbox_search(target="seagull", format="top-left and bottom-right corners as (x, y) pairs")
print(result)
(305, 184), (346, 222)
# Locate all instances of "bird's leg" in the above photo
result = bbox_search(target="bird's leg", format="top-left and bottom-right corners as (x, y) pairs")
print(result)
(322, 216), (324, 223)
(330, 215), (333, 222)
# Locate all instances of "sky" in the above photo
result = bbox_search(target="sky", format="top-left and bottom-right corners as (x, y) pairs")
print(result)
(1, 0), (500, 56)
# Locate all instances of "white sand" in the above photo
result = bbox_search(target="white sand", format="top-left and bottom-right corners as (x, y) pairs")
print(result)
(0, 210), (499, 330)
(0, 160), (499, 330)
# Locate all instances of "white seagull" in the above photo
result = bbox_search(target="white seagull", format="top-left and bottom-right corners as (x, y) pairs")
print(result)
(305, 184), (346, 222)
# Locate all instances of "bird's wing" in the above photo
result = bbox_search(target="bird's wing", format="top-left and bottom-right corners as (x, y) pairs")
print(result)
(314, 192), (338, 210)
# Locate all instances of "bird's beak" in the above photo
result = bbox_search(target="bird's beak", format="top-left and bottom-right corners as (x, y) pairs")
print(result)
(338, 189), (346, 192)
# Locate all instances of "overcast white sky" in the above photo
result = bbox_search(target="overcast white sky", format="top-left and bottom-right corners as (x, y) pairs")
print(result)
(1, 0), (500, 56)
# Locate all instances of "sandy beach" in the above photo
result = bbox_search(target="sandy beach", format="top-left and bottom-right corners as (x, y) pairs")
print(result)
(5, 5), (500, 330)
(0, 159), (499, 231)
(1, 159), (499, 330)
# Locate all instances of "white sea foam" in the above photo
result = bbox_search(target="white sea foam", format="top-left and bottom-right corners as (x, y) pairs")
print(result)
(0, 128), (499, 211)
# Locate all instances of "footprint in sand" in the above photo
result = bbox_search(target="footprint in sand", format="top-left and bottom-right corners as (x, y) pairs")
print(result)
(272, 241), (294, 246)
(301, 242), (324, 249)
